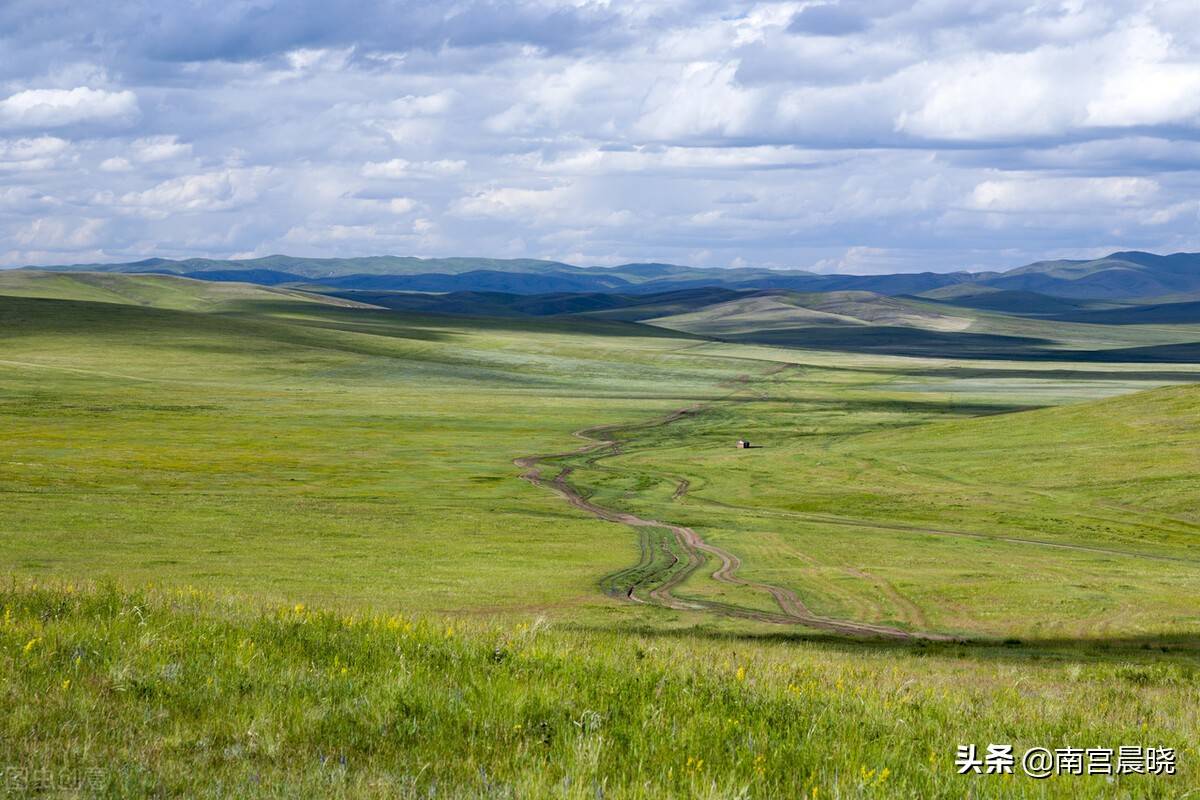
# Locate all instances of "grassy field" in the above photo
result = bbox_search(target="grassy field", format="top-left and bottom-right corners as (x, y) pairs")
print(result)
(567, 354), (1200, 639)
(0, 293), (766, 617)
(2, 275), (1199, 796)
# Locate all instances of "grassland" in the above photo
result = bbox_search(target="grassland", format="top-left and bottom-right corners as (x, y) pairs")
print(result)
(558, 353), (1200, 640)
(2, 275), (1200, 796)
(5, 581), (1198, 799)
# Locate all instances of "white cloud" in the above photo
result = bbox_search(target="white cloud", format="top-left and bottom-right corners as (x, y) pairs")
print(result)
(969, 176), (1159, 212)
(387, 197), (416, 214)
(14, 217), (106, 249)
(424, 159), (467, 174)
(0, 87), (138, 129)
(528, 144), (829, 174)
(1086, 63), (1200, 128)
(362, 159), (411, 178)
(131, 135), (192, 163)
(453, 183), (633, 229)
(896, 23), (1200, 141)
(390, 91), (455, 117)
(812, 246), (895, 275)
(99, 156), (133, 172)
(486, 62), (613, 134)
(362, 158), (469, 178)
(0, 137), (71, 171)
(635, 61), (762, 140)
(454, 185), (573, 219)
(895, 51), (1081, 140)
(100, 168), (272, 218)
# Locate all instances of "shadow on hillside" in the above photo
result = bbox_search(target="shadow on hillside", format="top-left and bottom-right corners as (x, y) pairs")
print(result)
(283, 304), (705, 340)
(719, 325), (1200, 364)
(566, 622), (1200, 665)
(1086, 342), (1200, 363)
(1044, 301), (1200, 326)
(0, 296), (463, 348)
(722, 326), (1056, 358)
(895, 366), (1200, 383)
(775, 395), (1041, 417)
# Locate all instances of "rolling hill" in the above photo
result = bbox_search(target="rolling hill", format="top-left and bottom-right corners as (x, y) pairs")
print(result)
(318, 286), (747, 318)
(0, 270), (368, 312)
(4, 267), (1200, 795)
(647, 291), (975, 336)
(916, 285), (1101, 315)
(19, 249), (1200, 303)
(15, 254), (979, 296)
(955, 251), (1200, 302)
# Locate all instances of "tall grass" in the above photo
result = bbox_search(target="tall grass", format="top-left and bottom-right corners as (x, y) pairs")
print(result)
(2, 582), (1193, 798)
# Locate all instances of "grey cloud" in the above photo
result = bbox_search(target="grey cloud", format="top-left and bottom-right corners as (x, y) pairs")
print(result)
(1, 1), (629, 66)
(1, 0), (1198, 272)
(788, 4), (869, 36)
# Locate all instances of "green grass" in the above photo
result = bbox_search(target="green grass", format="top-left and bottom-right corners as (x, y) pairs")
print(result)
(2, 581), (1196, 798)
(0, 294), (748, 617)
(566, 353), (1200, 639)
(0, 270), (362, 312)
(3, 274), (1200, 796)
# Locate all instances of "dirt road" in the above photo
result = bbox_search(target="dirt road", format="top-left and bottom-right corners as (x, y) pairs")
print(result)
(514, 374), (955, 641)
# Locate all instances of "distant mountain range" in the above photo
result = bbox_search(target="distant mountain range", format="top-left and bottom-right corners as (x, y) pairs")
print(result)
(19, 250), (1200, 303)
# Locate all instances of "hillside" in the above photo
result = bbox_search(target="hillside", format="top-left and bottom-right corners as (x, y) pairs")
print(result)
(917, 286), (1100, 315)
(857, 382), (1200, 518)
(14, 255), (975, 296)
(36, 255), (582, 279)
(318, 287), (746, 318)
(4, 274), (1200, 795)
(20, 249), (1200, 302)
(0, 270), (366, 312)
(972, 251), (1200, 301)
(646, 291), (975, 336)
(1043, 299), (1200, 326)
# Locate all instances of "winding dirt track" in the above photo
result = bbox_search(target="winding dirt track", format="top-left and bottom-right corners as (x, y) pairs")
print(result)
(514, 377), (955, 641)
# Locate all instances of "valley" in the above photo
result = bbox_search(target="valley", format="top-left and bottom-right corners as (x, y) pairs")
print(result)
(2, 265), (1199, 796)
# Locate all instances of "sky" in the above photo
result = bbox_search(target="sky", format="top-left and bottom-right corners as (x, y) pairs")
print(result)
(2, 0), (1199, 274)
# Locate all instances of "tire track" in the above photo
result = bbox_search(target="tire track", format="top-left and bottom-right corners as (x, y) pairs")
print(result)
(514, 374), (955, 641)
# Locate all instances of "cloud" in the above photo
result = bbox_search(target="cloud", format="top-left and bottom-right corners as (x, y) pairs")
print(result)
(2, 0), (1199, 272)
(118, 1), (627, 63)
(1086, 63), (1200, 127)
(968, 176), (1159, 212)
(895, 23), (1200, 142)
(635, 61), (763, 141)
(99, 156), (133, 172)
(14, 217), (106, 249)
(362, 158), (468, 178)
(362, 159), (410, 179)
(788, 4), (869, 36)
(0, 137), (71, 171)
(386, 197), (416, 214)
(0, 87), (138, 129)
(131, 135), (192, 162)
(453, 185), (574, 219)
(100, 168), (272, 218)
